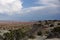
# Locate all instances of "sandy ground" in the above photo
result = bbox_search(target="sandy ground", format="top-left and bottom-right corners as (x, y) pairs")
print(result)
(28, 36), (60, 40)
(46, 38), (60, 40)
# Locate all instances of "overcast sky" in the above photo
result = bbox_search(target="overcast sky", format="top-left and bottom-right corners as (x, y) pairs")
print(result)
(0, 0), (60, 21)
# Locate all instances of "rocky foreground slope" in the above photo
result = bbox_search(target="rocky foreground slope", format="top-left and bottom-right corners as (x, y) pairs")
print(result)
(0, 20), (60, 40)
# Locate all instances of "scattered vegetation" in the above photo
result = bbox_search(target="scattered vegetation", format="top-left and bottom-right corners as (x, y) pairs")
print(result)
(52, 27), (60, 33)
(47, 27), (60, 38)
(3, 29), (27, 40)
(28, 35), (36, 39)
(0, 20), (60, 40)
(37, 31), (42, 36)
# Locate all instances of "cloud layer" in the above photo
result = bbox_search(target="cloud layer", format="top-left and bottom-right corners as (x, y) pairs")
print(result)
(0, 0), (60, 21)
(21, 0), (59, 15)
(37, 0), (60, 6)
(0, 0), (22, 15)
(0, 0), (59, 15)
